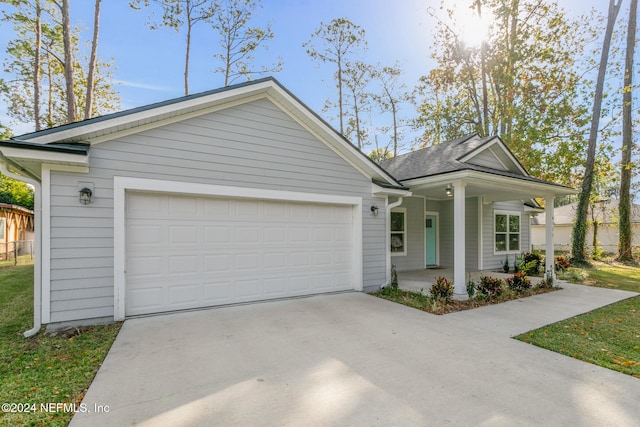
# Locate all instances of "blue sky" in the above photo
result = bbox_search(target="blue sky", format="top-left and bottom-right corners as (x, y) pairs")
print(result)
(0, 0), (609, 143)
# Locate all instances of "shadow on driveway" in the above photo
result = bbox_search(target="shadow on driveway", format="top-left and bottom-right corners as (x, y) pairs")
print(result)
(71, 283), (640, 426)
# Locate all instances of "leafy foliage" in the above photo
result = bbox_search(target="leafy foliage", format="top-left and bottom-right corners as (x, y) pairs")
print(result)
(0, 173), (34, 210)
(430, 276), (453, 302)
(211, 0), (283, 86)
(505, 271), (532, 292)
(416, 0), (592, 186)
(1, 0), (119, 130)
(303, 17), (367, 134)
(477, 276), (504, 299)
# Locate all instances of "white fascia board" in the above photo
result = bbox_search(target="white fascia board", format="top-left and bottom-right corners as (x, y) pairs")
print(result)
(25, 81), (276, 144)
(371, 183), (412, 197)
(0, 146), (88, 165)
(403, 170), (577, 196)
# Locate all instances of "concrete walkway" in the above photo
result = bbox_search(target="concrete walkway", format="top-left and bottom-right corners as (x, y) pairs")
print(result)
(71, 283), (640, 427)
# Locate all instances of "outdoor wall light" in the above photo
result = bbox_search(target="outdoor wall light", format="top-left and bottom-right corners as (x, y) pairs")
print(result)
(79, 187), (93, 205)
(370, 205), (379, 216)
(445, 185), (453, 197)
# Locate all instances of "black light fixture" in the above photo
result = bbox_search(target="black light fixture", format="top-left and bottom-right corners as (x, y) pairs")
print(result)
(370, 205), (379, 216)
(445, 184), (453, 197)
(79, 187), (93, 205)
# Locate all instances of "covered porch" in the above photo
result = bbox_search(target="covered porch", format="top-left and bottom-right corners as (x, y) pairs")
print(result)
(399, 169), (577, 295)
(397, 268), (547, 294)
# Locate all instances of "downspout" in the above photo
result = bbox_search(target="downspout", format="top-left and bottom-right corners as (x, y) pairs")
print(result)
(0, 162), (42, 337)
(381, 196), (404, 289)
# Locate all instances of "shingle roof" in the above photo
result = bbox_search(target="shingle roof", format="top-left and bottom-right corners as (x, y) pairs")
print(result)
(379, 133), (492, 181)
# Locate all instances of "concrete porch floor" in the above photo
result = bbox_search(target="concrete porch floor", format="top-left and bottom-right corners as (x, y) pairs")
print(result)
(398, 268), (546, 293)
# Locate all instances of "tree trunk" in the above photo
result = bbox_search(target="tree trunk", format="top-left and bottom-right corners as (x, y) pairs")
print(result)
(34, 0), (42, 131)
(617, 0), (637, 262)
(337, 55), (344, 134)
(184, 0), (192, 95)
(84, 0), (101, 120)
(571, 0), (621, 264)
(61, 0), (76, 123)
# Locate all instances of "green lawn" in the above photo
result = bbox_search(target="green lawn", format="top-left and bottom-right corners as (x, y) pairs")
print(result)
(517, 261), (640, 379)
(0, 263), (121, 426)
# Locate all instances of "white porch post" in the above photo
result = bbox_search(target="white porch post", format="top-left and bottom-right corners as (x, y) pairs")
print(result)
(544, 196), (555, 280)
(453, 180), (466, 295)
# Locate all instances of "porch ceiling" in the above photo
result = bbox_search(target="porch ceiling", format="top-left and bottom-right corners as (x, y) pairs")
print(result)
(402, 170), (577, 202)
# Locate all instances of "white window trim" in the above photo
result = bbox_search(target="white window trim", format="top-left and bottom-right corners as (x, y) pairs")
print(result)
(390, 207), (407, 256)
(493, 210), (521, 255)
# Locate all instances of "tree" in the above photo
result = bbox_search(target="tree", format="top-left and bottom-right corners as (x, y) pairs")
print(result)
(84, 0), (101, 119)
(56, 0), (76, 122)
(0, 173), (34, 210)
(342, 60), (372, 149)
(212, 0), (282, 86)
(617, 0), (637, 262)
(368, 146), (392, 163)
(0, 123), (11, 139)
(131, 0), (216, 95)
(416, 0), (591, 185)
(372, 64), (411, 156)
(1, 0), (120, 130)
(572, 0), (622, 265)
(303, 18), (366, 135)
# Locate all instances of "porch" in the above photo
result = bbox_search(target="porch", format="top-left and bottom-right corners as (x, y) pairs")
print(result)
(397, 268), (547, 293)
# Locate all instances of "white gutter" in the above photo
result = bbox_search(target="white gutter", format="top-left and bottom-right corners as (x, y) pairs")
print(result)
(0, 162), (42, 337)
(381, 196), (404, 288)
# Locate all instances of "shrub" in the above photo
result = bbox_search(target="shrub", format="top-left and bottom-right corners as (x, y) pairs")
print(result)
(477, 276), (504, 298)
(503, 255), (510, 273)
(467, 277), (476, 298)
(555, 256), (570, 271)
(430, 276), (454, 302)
(537, 274), (554, 289)
(506, 271), (532, 292)
(514, 253), (524, 273)
(523, 252), (543, 275)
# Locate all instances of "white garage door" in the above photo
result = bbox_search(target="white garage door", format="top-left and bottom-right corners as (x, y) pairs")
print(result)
(125, 191), (356, 316)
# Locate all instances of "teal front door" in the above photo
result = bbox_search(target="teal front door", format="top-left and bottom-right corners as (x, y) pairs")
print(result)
(425, 215), (437, 266)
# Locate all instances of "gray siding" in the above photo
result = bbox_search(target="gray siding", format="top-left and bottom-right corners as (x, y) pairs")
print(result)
(482, 200), (530, 270)
(466, 148), (505, 170)
(391, 196), (424, 271)
(48, 98), (386, 323)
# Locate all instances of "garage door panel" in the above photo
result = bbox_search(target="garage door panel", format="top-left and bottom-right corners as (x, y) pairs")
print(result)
(125, 192), (356, 316)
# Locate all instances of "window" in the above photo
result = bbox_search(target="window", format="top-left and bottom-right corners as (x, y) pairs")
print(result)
(494, 211), (520, 253)
(0, 219), (4, 240)
(390, 208), (406, 255)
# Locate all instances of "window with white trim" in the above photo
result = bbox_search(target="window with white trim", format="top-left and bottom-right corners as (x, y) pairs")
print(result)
(390, 208), (407, 256)
(494, 211), (520, 253)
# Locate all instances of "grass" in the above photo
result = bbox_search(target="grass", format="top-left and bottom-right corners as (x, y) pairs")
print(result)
(517, 260), (640, 379)
(0, 263), (121, 426)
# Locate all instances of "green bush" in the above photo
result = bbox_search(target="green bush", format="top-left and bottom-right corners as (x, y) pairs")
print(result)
(506, 271), (532, 292)
(477, 276), (504, 298)
(430, 276), (454, 302)
(523, 252), (543, 275)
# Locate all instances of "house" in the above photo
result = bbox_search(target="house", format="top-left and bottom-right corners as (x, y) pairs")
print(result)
(531, 199), (640, 253)
(0, 203), (34, 259)
(0, 78), (575, 333)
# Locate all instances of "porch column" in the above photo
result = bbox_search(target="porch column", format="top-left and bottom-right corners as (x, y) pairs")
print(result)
(544, 195), (555, 280)
(453, 181), (466, 295)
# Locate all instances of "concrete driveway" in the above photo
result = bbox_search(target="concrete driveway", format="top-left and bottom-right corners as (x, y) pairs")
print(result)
(71, 283), (640, 426)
